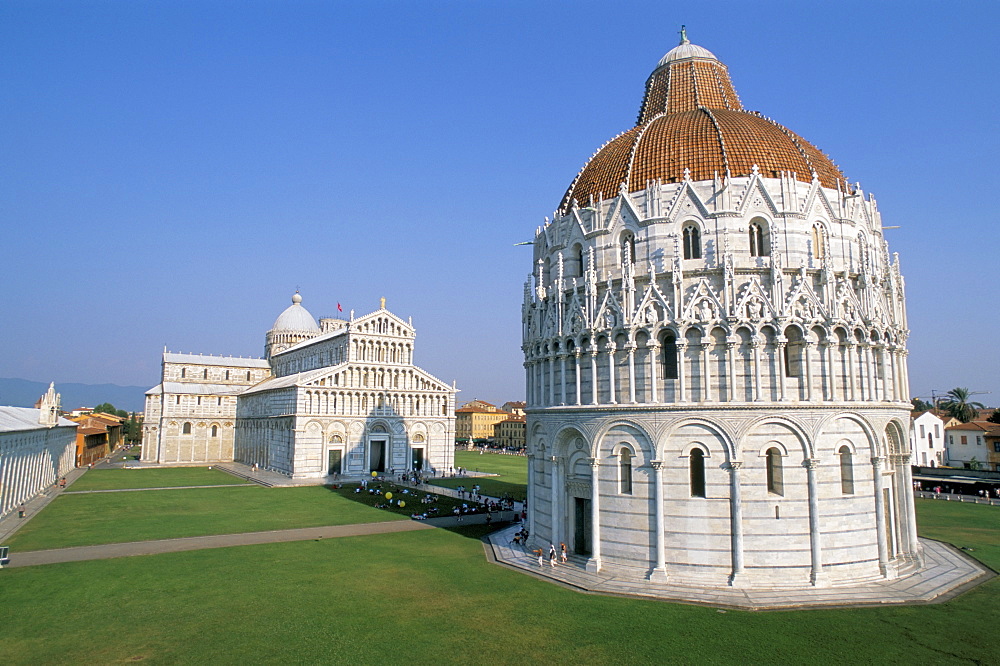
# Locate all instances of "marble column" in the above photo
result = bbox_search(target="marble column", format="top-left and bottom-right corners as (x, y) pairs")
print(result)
(587, 457), (602, 572)
(677, 342), (688, 403)
(846, 343), (858, 401)
(728, 461), (746, 586)
(776, 342), (787, 402)
(804, 341), (815, 402)
(650, 460), (668, 581)
(726, 341), (737, 402)
(549, 354), (556, 406)
(752, 339), (763, 401)
(574, 352), (582, 405)
(606, 342), (618, 405)
(550, 456), (561, 546)
(805, 458), (827, 586)
(702, 342), (713, 403)
(872, 456), (889, 577)
(647, 342), (659, 403)
(900, 454), (920, 558)
(590, 350), (599, 405)
(627, 343), (637, 403)
(526, 454), (536, 534)
(559, 355), (567, 406)
(825, 342), (837, 401)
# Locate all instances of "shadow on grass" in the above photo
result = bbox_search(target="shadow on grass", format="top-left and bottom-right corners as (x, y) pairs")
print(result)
(325, 481), (517, 541)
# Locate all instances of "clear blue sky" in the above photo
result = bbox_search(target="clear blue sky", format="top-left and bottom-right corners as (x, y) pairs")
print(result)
(2, 1), (998, 408)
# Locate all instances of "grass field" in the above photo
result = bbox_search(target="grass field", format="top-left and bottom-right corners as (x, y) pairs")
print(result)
(429, 451), (527, 500)
(6, 486), (405, 551)
(0, 499), (997, 664)
(68, 467), (244, 492)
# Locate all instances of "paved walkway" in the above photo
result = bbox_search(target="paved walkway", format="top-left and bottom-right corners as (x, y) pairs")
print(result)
(484, 524), (994, 610)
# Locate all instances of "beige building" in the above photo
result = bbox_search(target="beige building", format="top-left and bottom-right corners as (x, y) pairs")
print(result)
(495, 413), (526, 450)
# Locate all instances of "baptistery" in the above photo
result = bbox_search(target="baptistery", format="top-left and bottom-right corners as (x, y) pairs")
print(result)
(522, 32), (919, 588)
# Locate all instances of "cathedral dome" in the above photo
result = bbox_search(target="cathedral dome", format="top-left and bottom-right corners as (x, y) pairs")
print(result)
(560, 32), (847, 210)
(271, 293), (320, 333)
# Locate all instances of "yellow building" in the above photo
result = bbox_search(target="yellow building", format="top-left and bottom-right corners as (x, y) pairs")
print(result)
(455, 400), (510, 441)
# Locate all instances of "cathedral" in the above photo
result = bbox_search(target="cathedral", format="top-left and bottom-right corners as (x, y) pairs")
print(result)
(142, 294), (457, 479)
(522, 33), (919, 588)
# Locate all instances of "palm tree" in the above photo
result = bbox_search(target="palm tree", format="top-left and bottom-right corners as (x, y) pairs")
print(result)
(939, 388), (985, 423)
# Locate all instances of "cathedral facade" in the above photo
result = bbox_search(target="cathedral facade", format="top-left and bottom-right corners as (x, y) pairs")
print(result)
(143, 294), (456, 479)
(522, 34), (918, 588)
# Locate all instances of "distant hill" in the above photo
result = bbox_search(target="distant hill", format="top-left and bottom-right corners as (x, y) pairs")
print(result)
(0, 377), (148, 414)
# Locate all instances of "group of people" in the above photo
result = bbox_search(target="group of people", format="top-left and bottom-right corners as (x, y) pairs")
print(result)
(532, 543), (568, 568)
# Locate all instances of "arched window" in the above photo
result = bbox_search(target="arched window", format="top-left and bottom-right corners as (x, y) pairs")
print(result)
(211, 425), (218, 437)
(661, 333), (678, 379)
(784, 327), (804, 377)
(619, 447), (633, 495)
(689, 448), (706, 497)
(839, 445), (854, 494)
(621, 232), (636, 265)
(749, 220), (768, 256)
(573, 243), (585, 277)
(812, 224), (826, 260)
(683, 225), (701, 259)
(182, 422), (192, 435)
(765, 447), (783, 495)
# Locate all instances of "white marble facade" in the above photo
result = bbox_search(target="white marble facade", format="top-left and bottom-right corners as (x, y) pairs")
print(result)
(522, 37), (919, 588)
(234, 297), (457, 479)
(0, 384), (77, 518)
(141, 353), (271, 464)
(144, 295), (456, 479)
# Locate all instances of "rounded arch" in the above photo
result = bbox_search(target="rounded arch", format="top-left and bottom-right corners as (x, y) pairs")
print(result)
(814, 411), (881, 457)
(660, 417), (737, 461)
(738, 414), (811, 459)
(591, 419), (654, 463)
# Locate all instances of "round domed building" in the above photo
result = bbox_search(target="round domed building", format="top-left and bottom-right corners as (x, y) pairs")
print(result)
(522, 32), (919, 588)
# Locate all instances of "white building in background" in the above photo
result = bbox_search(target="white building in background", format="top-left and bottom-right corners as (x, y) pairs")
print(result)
(944, 421), (990, 469)
(142, 293), (456, 479)
(141, 353), (271, 464)
(236, 297), (456, 479)
(910, 411), (946, 467)
(0, 384), (77, 518)
(522, 33), (919, 589)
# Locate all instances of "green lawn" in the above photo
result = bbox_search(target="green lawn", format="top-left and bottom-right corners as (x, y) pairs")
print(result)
(430, 450), (527, 500)
(69, 467), (244, 492)
(6, 486), (405, 551)
(0, 499), (998, 664)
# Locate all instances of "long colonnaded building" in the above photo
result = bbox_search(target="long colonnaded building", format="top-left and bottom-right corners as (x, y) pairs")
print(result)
(522, 32), (919, 588)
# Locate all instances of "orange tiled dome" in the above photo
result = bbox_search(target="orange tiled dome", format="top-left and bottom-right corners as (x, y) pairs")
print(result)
(560, 34), (847, 210)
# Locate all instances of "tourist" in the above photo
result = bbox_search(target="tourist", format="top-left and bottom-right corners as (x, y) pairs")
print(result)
(560, 543), (568, 563)
(548, 544), (557, 567)
(18, 503), (26, 518)
(534, 548), (544, 567)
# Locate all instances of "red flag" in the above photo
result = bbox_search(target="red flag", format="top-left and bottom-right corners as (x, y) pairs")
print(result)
(337, 302), (343, 312)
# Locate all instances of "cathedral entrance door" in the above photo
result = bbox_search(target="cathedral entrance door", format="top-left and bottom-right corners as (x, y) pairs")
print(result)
(574, 497), (592, 555)
(411, 447), (424, 471)
(327, 449), (342, 475)
(369, 440), (386, 473)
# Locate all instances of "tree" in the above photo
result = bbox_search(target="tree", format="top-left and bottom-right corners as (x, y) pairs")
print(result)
(911, 397), (933, 412)
(93, 402), (117, 415)
(988, 408), (1000, 425)
(939, 388), (985, 424)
